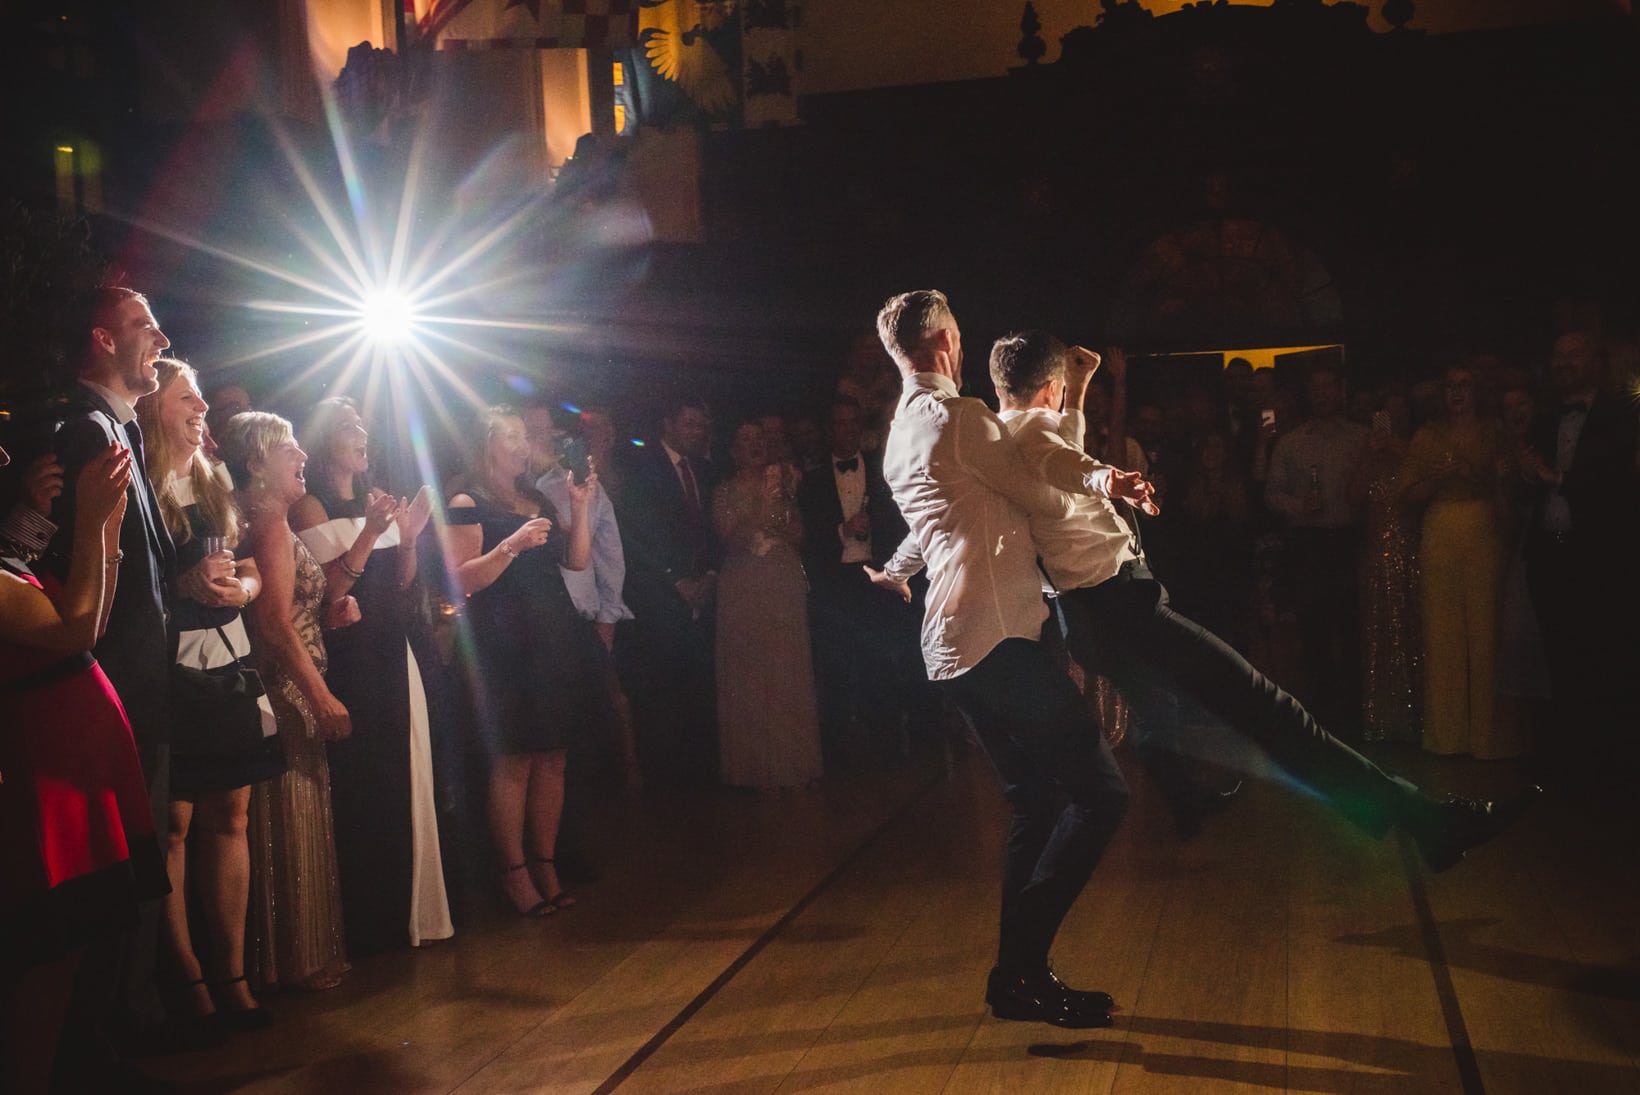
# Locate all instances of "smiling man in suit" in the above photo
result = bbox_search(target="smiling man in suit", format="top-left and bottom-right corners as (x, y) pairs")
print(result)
(46, 287), (201, 1082)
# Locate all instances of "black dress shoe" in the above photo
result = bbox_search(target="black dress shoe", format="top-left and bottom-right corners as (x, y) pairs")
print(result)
(1403, 785), (1542, 873)
(1171, 779), (1244, 842)
(985, 966), (1114, 1028)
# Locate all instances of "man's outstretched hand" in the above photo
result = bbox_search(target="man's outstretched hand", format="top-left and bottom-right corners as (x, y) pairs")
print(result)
(863, 565), (912, 603)
(1109, 468), (1160, 516)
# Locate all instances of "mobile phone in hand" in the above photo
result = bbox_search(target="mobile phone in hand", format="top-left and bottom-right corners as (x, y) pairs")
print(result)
(558, 436), (591, 485)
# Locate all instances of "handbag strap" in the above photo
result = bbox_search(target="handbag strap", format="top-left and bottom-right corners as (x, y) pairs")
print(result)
(215, 625), (243, 664)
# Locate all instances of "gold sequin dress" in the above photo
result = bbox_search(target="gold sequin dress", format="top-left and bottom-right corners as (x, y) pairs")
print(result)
(246, 531), (348, 990)
(1360, 466), (1421, 742)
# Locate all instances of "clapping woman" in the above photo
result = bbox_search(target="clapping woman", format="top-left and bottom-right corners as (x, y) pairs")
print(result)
(291, 397), (451, 953)
(135, 361), (283, 1028)
(1, 441), (167, 1094)
(219, 413), (352, 990)
(442, 407), (597, 917)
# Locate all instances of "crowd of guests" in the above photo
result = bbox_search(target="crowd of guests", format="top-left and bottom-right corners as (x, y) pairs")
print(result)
(2, 283), (1636, 1092)
(0, 286), (933, 1092)
(1092, 334), (1639, 782)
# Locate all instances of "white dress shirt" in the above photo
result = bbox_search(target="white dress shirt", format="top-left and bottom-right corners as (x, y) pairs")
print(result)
(831, 451), (872, 564)
(1264, 417), (1368, 529)
(80, 378), (137, 425)
(537, 465), (635, 624)
(1000, 407), (1138, 592)
(881, 372), (1098, 681)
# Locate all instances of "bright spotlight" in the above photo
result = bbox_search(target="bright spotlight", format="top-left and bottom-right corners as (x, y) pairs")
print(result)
(359, 290), (417, 344)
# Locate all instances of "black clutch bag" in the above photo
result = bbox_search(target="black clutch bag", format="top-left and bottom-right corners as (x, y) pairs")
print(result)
(171, 626), (268, 755)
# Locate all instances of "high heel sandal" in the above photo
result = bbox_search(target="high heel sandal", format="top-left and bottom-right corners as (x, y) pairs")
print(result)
(527, 856), (576, 910)
(504, 862), (557, 917)
(213, 976), (274, 1032)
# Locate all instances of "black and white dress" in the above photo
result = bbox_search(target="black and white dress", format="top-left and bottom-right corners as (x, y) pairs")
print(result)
(299, 498), (451, 952)
(170, 475), (283, 795)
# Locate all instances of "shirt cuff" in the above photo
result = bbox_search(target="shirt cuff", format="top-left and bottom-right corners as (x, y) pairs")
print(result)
(1084, 465), (1113, 497)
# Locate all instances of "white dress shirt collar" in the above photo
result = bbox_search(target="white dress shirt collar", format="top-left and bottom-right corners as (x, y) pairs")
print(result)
(81, 379), (137, 425)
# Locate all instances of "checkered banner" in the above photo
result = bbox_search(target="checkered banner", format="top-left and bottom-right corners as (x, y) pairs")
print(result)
(416, 0), (640, 51)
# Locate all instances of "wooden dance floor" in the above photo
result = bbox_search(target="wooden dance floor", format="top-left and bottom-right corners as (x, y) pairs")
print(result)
(147, 739), (1638, 1094)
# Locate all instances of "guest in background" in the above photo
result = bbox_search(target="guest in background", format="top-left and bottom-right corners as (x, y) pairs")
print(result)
(1168, 431), (1255, 653)
(835, 331), (900, 453)
(1519, 331), (1640, 778)
(1351, 385), (1421, 744)
(713, 420), (823, 790)
(203, 383), (252, 440)
(617, 395), (720, 785)
(1264, 364), (1368, 735)
(443, 407), (597, 917)
(136, 361), (282, 1031)
(1400, 362), (1518, 758)
(798, 395), (922, 771)
(535, 409), (640, 790)
(292, 397), (451, 955)
(222, 412), (353, 991)
(758, 411), (801, 483)
(579, 406), (626, 504)
(2, 441), (167, 1095)
(1495, 382), (1550, 751)
(787, 411), (829, 474)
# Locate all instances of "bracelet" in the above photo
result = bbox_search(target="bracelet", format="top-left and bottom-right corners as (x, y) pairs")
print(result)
(338, 556), (365, 580)
(237, 578), (252, 607)
(499, 540), (518, 559)
(105, 548), (124, 566)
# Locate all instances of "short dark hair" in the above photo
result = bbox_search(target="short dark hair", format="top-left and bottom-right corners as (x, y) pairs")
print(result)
(65, 285), (146, 373)
(989, 330), (1068, 403)
(876, 290), (953, 365)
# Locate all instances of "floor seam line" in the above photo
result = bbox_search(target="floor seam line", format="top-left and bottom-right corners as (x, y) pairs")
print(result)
(589, 767), (946, 1094)
(1398, 830), (1486, 1095)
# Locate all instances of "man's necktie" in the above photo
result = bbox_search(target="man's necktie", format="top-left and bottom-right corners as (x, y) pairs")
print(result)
(678, 456), (701, 514)
(835, 457), (858, 473)
(124, 418), (146, 466)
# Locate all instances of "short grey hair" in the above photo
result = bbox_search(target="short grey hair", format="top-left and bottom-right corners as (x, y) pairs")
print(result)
(876, 289), (954, 366)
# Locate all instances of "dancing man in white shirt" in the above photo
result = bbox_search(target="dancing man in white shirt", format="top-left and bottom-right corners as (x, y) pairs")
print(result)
(870, 291), (1156, 1030)
(870, 299), (1538, 1031)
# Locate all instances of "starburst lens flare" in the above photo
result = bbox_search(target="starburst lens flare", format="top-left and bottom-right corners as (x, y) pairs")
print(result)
(360, 290), (418, 345)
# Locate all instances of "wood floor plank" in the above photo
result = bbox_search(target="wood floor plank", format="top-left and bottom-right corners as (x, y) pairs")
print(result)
(139, 743), (1640, 1095)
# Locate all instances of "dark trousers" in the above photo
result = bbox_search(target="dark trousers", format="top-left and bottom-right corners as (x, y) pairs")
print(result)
(809, 569), (927, 767)
(1287, 526), (1363, 736)
(1058, 566), (1417, 836)
(939, 638), (1130, 971)
(620, 597), (717, 786)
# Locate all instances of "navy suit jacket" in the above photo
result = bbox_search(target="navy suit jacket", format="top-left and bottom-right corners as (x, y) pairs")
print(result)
(796, 452), (908, 593)
(44, 384), (177, 746)
(616, 444), (720, 622)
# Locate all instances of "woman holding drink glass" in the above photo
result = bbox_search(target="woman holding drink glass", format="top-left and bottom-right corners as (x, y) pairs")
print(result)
(135, 360), (283, 1029)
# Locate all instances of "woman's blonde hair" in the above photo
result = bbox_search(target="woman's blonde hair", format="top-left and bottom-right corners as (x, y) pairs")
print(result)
(217, 410), (296, 497)
(134, 358), (240, 548)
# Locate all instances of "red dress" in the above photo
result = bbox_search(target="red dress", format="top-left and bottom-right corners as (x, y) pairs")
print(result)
(0, 564), (167, 974)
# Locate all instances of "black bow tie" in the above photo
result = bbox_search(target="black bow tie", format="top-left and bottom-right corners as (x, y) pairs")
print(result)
(1560, 400), (1590, 416)
(835, 458), (858, 473)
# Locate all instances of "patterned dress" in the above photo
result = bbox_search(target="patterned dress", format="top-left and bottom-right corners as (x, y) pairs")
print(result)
(246, 530), (348, 990)
(1360, 466), (1421, 742)
(712, 475), (823, 789)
